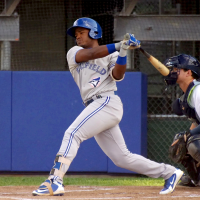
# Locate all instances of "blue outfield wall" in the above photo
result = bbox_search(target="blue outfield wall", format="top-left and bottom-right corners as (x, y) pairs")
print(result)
(0, 71), (147, 173)
(0, 71), (12, 171)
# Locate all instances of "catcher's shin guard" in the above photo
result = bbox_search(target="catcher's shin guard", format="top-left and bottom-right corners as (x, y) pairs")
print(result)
(187, 134), (200, 162)
(181, 154), (200, 185)
(179, 174), (196, 187)
(49, 155), (71, 182)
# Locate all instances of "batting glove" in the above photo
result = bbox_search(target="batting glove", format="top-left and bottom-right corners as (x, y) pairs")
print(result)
(121, 33), (141, 50)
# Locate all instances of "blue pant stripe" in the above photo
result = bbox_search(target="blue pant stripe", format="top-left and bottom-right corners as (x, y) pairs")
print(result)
(53, 176), (58, 181)
(63, 96), (110, 157)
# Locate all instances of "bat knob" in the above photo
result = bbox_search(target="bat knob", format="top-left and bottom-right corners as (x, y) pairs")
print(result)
(124, 33), (130, 40)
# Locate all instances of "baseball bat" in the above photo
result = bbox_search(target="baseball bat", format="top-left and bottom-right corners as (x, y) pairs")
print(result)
(123, 33), (170, 76)
(139, 48), (170, 76)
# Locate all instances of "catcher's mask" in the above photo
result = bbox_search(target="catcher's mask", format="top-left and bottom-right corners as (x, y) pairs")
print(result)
(164, 54), (200, 85)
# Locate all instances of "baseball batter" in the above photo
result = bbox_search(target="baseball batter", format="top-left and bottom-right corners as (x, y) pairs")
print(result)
(32, 17), (183, 196)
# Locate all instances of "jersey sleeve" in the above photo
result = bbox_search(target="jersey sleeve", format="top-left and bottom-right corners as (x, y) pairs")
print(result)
(109, 51), (125, 82)
(66, 46), (83, 71)
(190, 85), (200, 118)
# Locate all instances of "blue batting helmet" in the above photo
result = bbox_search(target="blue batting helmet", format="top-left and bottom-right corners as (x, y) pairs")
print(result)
(67, 17), (102, 39)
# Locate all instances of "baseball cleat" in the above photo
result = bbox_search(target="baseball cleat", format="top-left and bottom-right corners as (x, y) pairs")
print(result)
(32, 179), (64, 196)
(159, 169), (184, 194)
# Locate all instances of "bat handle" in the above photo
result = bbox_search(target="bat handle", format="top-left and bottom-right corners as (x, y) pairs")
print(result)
(139, 48), (151, 59)
(124, 33), (130, 40)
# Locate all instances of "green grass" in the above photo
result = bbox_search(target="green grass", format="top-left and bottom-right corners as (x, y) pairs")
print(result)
(64, 177), (164, 186)
(0, 176), (164, 187)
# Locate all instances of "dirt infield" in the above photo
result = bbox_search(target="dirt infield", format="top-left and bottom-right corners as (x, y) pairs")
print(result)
(0, 185), (200, 200)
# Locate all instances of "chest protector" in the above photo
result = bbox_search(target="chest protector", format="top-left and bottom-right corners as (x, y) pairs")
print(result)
(172, 81), (200, 125)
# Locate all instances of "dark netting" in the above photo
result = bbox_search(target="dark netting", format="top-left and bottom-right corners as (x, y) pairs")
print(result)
(132, 0), (173, 15)
(12, 0), (66, 71)
(0, 0), (199, 166)
(0, 1), (5, 11)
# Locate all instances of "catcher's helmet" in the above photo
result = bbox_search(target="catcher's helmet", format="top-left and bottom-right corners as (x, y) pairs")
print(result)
(67, 17), (102, 39)
(164, 54), (200, 85)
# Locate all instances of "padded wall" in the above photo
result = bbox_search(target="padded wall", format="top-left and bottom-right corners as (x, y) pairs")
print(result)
(11, 71), (107, 171)
(0, 71), (11, 170)
(0, 71), (147, 173)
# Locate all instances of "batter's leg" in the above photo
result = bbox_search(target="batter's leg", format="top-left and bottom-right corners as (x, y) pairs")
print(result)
(49, 96), (123, 183)
(94, 125), (176, 180)
(32, 96), (122, 196)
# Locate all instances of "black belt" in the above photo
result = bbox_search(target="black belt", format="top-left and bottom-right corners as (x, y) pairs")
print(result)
(83, 91), (118, 107)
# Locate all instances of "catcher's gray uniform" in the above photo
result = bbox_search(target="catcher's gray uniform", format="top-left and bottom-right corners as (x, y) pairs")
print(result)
(54, 45), (176, 180)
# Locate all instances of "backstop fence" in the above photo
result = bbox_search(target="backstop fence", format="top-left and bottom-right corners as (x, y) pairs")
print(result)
(0, 0), (200, 168)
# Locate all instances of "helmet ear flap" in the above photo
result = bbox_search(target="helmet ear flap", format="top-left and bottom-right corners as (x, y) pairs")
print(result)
(88, 30), (98, 39)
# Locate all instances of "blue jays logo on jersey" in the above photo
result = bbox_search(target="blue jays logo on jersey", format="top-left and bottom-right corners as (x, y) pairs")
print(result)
(89, 77), (101, 88)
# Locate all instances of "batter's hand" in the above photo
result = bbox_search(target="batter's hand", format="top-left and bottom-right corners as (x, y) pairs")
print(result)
(122, 33), (141, 50)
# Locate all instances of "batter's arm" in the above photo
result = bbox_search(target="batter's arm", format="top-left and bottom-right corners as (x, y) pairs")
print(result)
(112, 33), (140, 80)
(112, 63), (126, 80)
(75, 41), (126, 63)
(76, 45), (126, 80)
(75, 45), (111, 63)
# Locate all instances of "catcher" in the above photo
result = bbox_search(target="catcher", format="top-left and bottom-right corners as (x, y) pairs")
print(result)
(164, 54), (200, 187)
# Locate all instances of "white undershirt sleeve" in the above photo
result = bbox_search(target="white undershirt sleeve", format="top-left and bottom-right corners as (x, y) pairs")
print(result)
(190, 85), (200, 118)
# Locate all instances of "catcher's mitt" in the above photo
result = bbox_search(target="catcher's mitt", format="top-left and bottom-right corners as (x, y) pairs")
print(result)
(169, 132), (187, 163)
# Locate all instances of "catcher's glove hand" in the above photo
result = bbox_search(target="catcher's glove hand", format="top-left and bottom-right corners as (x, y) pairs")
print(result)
(169, 131), (189, 163)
